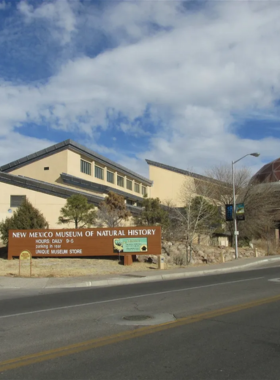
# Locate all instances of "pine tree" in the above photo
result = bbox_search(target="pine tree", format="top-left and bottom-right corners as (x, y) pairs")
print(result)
(0, 199), (49, 245)
(58, 194), (97, 228)
(135, 195), (169, 228)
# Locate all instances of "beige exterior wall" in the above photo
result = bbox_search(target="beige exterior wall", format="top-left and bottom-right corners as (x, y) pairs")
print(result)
(0, 182), (138, 245)
(0, 182), (68, 230)
(0, 146), (152, 244)
(149, 165), (195, 207)
(10, 150), (68, 185)
(66, 149), (150, 199)
(8, 148), (151, 200)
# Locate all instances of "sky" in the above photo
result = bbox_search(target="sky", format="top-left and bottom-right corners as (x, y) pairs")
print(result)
(0, 0), (280, 179)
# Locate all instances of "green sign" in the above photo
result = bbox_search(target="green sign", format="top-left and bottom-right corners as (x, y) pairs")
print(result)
(113, 238), (148, 253)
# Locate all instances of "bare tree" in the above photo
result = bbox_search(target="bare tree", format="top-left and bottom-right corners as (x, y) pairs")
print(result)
(205, 164), (251, 205)
(168, 178), (222, 264)
(238, 183), (279, 241)
(206, 165), (278, 243)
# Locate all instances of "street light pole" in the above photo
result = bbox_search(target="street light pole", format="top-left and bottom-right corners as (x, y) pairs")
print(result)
(232, 160), (239, 259)
(232, 152), (260, 259)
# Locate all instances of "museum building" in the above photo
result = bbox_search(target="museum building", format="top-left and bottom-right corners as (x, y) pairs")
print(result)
(2, 138), (277, 241)
(0, 140), (153, 230)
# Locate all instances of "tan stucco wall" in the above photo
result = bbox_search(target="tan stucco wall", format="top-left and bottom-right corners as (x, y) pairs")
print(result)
(0, 182), (68, 230)
(10, 150), (68, 184)
(0, 182), (137, 244)
(10, 149), (150, 200)
(66, 149), (150, 199)
(149, 165), (195, 207)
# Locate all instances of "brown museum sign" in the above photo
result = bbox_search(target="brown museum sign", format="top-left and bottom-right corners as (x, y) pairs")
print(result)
(8, 226), (162, 264)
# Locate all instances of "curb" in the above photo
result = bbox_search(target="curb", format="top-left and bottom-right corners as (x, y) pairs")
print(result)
(1, 257), (280, 289)
(46, 256), (280, 289)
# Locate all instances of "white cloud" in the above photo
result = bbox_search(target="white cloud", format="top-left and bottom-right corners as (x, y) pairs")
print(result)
(0, 133), (55, 166)
(18, 0), (77, 44)
(1, 0), (280, 176)
(91, 1), (184, 43)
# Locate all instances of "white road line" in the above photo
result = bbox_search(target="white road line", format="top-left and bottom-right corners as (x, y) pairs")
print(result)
(0, 277), (263, 319)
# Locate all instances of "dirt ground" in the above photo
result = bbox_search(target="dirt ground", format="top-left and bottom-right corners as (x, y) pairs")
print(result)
(0, 257), (167, 278)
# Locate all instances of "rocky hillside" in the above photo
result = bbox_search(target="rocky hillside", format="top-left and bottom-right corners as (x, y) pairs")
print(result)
(160, 241), (267, 266)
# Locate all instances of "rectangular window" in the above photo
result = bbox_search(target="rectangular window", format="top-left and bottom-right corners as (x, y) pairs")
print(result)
(117, 175), (124, 187)
(10, 195), (26, 207)
(142, 186), (147, 196)
(127, 199), (135, 206)
(107, 171), (114, 184)
(134, 182), (140, 193)
(80, 159), (91, 175)
(95, 165), (104, 180)
(126, 179), (132, 190)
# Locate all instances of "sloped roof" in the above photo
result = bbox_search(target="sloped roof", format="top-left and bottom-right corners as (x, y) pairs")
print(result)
(0, 172), (142, 214)
(146, 159), (224, 185)
(251, 158), (280, 183)
(0, 139), (152, 186)
(60, 173), (143, 202)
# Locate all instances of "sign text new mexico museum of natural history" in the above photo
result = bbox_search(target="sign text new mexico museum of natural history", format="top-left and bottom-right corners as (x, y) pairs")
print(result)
(8, 226), (162, 262)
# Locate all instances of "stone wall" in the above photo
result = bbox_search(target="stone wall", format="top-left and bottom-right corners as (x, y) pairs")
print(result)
(160, 241), (266, 266)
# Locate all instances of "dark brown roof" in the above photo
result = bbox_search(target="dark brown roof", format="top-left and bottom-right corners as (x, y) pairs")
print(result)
(251, 158), (280, 183)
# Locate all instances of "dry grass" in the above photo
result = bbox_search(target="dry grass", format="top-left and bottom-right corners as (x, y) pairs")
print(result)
(253, 239), (280, 256)
(0, 257), (162, 278)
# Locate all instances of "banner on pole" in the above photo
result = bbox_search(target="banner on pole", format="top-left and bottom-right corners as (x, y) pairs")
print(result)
(225, 204), (233, 221)
(236, 203), (245, 221)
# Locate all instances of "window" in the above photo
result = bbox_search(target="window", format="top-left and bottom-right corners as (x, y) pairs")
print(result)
(80, 159), (91, 175)
(127, 199), (135, 206)
(44, 167), (49, 171)
(142, 186), (147, 196)
(117, 175), (124, 187)
(95, 165), (104, 180)
(10, 195), (26, 207)
(107, 171), (114, 184)
(127, 179), (132, 190)
(134, 182), (140, 193)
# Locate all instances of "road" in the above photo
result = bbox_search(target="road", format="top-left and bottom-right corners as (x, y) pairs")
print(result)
(1, 265), (280, 379)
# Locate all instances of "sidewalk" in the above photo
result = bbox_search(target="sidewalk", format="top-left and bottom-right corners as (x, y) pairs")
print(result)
(1, 255), (280, 289)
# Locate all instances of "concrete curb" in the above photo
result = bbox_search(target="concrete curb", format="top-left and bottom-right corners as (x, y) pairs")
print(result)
(1, 256), (280, 289)
(46, 256), (280, 289)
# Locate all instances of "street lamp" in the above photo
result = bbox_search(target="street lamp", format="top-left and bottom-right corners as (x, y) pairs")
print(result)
(232, 152), (260, 259)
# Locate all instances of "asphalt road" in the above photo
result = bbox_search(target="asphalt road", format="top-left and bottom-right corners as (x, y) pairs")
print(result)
(1, 265), (280, 379)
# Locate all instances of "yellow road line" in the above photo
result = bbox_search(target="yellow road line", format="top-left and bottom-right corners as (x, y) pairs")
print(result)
(1, 293), (280, 373)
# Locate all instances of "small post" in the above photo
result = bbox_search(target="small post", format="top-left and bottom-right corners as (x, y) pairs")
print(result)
(275, 229), (279, 248)
(124, 255), (133, 266)
(220, 251), (224, 263)
(19, 250), (32, 277)
(158, 255), (165, 269)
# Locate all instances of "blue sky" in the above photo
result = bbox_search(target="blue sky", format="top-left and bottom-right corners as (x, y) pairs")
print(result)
(0, 0), (280, 178)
